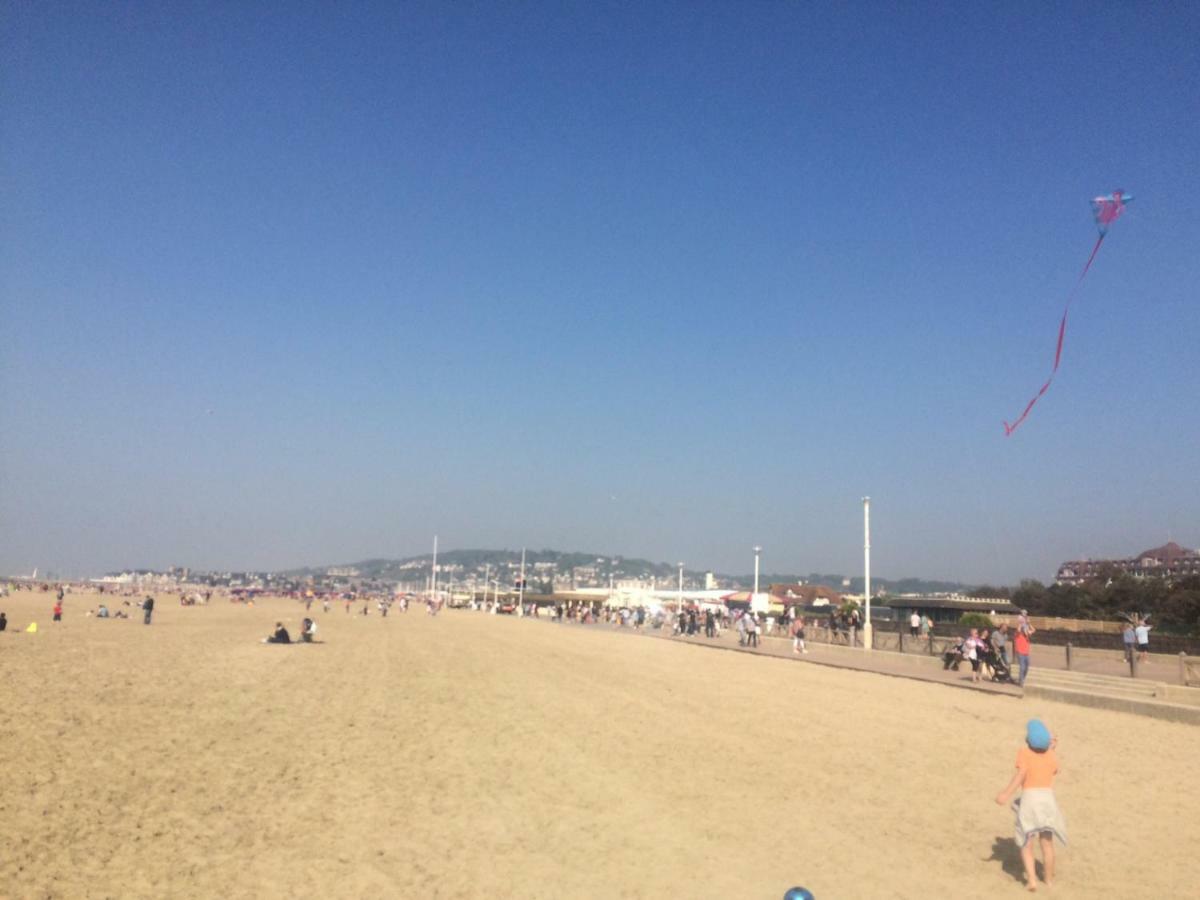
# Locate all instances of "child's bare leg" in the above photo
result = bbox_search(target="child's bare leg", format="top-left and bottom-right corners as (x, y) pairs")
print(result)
(1039, 833), (1055, 885)
(1019, 840), (1038, 890)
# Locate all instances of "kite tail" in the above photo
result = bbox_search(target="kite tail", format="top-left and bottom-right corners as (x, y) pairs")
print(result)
(1003, 233), (1106, 436)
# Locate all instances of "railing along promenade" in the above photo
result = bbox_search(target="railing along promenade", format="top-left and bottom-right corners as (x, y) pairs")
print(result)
(792, 620), (1200, 687)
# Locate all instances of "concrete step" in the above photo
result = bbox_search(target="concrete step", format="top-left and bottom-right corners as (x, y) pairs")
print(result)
(1027, 674), (1160, 700)
(1022, 683), (1200, 726)
(1026, 669), (1159, 690)
(1032, 686), (1161, 710)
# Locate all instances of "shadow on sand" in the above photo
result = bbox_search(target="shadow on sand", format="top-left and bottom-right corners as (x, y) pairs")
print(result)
(987, 837), (1040, 885)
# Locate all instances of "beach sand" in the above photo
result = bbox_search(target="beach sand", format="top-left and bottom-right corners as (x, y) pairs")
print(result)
(0, 590), (1194, 899)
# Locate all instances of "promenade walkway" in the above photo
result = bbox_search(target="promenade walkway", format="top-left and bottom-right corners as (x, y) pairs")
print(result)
(515, 612), (1200, 721)
(638, 626), (1023, 697)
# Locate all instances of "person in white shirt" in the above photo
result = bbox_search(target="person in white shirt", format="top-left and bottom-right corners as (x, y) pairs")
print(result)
(1134, 619), (1152, 663)
(910, 611), (921, 637)
(964, 628), (984, 682)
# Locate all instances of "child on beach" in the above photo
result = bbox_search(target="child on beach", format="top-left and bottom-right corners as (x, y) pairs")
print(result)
(994, 719), (1067, 892)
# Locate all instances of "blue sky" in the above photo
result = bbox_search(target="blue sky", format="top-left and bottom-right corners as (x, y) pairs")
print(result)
(2, 2), (1197, 583)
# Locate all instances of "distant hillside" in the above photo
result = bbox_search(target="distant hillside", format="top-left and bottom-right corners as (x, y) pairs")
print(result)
(285, 549), (973, 594)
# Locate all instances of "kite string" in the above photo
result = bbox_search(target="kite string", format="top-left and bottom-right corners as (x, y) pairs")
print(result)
(1003, 232), (1106, 436)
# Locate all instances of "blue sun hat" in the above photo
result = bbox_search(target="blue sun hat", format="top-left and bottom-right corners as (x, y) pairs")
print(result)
(1026, 718), (1051, 751)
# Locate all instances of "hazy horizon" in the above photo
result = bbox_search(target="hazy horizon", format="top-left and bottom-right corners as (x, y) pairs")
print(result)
(6, 530), (1195, 589)
(3, 5), (1197, 585)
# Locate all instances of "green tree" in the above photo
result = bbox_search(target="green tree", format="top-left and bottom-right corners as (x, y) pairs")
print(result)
(1012, 579), (1048, 614)
(958, 612), (995, 630)
(1042, 584), (1088, 618)
(1159, 578), (1200, 634)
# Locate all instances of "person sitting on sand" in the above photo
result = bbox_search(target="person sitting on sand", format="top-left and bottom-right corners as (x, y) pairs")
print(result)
(0, 611), (7, 631)
(97, 604), (110, 618)
(995, 718), (1067, 892)
(300, 618), (316, 643)
(264, 622), (291, 644)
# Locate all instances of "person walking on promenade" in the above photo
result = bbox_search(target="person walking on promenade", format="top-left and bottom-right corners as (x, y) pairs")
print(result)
(736, 611), (748, 646)
(978, 628), (994, 679)
(963, 628), (985, 683)
(994, 719), (1067, 892)
(704, 608), (715, 638)
(910, 610), (920, 637)
(1122, 622), (1136, 663)
(142, 595), (155, 625)
(1134, 618), (1152, 663)
(748, 613), (760, 648)
(1014, 622), (1033, 686)
(791, 616), (807, 654)
(993, 624), (1010, 667)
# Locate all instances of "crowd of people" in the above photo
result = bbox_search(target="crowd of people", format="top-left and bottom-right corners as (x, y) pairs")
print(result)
(940, 613), (1036, 685)
(0, 582), (1167, 691)
(1121, 617), (1153, 663)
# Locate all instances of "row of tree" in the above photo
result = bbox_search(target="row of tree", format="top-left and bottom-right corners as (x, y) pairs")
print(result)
(967, 577), (1200, 634)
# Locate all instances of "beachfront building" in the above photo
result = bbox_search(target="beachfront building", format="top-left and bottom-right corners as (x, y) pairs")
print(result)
(767, 583), (844, 617)
(1055, 542), (1200, 585)
(883, 593), (1017, 626)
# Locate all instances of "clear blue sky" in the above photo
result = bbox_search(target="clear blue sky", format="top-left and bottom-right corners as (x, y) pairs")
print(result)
(2, 2), (1197, 584)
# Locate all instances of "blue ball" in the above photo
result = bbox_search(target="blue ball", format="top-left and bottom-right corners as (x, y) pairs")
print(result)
(784, 889), (814, 900)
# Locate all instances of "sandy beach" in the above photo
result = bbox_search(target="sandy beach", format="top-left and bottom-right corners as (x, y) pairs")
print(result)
(1, 590), (1195, 899)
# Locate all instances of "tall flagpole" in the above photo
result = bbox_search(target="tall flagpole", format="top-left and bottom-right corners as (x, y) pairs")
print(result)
(863, 498), (872, 651)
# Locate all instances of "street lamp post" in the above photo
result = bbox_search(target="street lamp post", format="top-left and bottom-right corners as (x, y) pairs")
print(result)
(431, 535), (438, 606)
(863, 497), (873, 651)
(753, 545), (762, 611)
(518, 548), (526, 616)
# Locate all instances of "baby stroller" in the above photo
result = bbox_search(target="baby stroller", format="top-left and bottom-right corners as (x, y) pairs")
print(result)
(982, 646), (1014, 683)
(942, 639), (965, 671)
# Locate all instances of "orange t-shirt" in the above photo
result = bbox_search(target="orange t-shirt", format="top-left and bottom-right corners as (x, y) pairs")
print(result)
(1016, 746), (1058, 789)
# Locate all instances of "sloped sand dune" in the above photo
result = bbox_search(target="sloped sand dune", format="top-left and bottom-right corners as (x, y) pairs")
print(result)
(0, 591), (1194, 898)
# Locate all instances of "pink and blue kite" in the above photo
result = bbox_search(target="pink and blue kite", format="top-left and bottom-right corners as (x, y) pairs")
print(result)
(1003, 190), (1132, 436)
